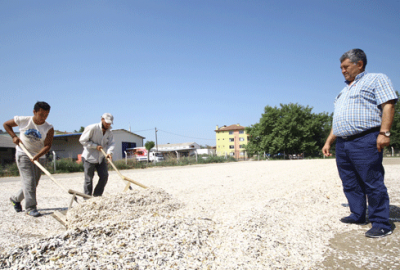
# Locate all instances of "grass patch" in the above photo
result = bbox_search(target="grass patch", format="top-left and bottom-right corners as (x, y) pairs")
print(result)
(0, 163), (20, 177)
(0, 155), (238, 177)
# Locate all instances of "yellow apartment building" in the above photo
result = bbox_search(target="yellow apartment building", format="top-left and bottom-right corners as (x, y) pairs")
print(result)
(215, 124), (248, 159)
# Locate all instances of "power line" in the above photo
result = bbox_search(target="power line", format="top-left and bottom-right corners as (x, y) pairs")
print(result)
(132, 128), (154, 133)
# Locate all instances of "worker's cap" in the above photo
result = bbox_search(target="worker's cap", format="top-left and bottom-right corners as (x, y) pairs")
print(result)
(102, 113), (114, 124)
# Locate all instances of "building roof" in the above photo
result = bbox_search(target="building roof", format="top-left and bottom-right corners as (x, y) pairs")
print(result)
(0, 136), (16, 148)
(53, 129), (145, 139)
(54, 133), (82, 138)
(215, 124), (245, 132)
(113, 129), (146, 139)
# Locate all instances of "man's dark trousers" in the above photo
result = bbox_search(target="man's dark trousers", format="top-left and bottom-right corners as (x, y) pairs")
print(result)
(336, 130), (391, 231)
(82, 157), (109, 196)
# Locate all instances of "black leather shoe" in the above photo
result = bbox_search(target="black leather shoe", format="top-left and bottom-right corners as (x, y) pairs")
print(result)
(340, 216), (367, 225)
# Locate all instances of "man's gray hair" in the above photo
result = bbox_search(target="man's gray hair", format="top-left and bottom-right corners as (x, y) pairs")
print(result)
(340, 49), (367, 70)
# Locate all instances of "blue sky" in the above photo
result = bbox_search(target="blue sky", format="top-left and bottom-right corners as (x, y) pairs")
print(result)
(1, 1), (399, 146)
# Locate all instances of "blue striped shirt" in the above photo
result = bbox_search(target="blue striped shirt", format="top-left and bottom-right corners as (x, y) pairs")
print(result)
(333, 72), (398, 137)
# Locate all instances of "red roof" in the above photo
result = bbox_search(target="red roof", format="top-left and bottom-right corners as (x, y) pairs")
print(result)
(215, 124), (245, 132)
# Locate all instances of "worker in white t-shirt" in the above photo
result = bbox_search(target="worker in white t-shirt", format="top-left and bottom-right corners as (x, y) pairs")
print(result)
(3, 101), (54, 217)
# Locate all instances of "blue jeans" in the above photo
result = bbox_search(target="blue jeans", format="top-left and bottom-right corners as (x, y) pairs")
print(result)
(83, 157), (109, 196)
(336, 130), (391, 230)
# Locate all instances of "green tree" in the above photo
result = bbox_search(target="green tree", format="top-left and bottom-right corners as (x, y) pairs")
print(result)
(245, 103), (332, 158)
(74, 126), (85, 133)
(145, 141), (155, 163)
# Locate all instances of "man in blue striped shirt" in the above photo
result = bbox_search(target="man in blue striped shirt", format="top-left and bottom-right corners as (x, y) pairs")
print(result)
(322, 49), (397, 238)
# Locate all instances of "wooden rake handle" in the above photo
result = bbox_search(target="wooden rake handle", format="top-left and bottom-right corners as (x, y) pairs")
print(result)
(100, 148), (148, 189)
(18, 143), (69, 193)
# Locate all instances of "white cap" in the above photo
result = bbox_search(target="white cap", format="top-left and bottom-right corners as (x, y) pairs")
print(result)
(102, 113), (114, 124)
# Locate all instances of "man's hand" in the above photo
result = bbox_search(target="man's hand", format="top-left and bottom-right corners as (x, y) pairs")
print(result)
(322, 143), (332, 157)
(322, 129), (336, 157)
(377, 135), (390, 152)
(12, 136), (21, 145)
(96, 145), (103, 151)
(106, 154), (112, 160)
(31, 154), (40, 163)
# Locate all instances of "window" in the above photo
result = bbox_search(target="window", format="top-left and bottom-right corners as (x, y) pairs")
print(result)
(230, 152), (235, 156)
(239, 130), (244, 134)
(229, 131), (233, 135)
(229, 145), (234, 149)
(229, 138), (234, 142)
(239, 137), (244, 141)
(122, 142), (136, 158)
(240, 152), (245, 156)
(239, 145), (243, 148)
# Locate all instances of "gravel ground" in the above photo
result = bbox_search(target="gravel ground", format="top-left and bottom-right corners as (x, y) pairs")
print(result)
(0, 159), (399, 269)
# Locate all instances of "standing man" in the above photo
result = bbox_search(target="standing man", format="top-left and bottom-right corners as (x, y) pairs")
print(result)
(79, 113), (115, 197)
(3, 101), (54, 217)
(323, 49), (397, 238)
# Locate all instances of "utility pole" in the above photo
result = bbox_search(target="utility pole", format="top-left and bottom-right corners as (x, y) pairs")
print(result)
(155, 127), (158, 151)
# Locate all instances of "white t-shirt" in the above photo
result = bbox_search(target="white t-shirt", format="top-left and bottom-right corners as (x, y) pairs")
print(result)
(14, 116), (53, 156)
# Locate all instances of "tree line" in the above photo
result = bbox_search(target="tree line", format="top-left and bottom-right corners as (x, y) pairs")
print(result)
(245, 95), (400, 158)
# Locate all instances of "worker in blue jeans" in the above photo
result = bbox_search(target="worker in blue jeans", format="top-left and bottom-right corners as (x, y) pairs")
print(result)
(323, 48), (397, 238)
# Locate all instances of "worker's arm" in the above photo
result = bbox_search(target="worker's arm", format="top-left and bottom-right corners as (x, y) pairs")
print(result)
(377, 99), (396, 152)
(32, 128), (54, 162)
(3, 119), (21, 145)
(322, 128), (337, 157)
(79, 125), (98, 149)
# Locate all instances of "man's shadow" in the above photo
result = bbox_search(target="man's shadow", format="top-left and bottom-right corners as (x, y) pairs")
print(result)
(36, 207), (69, 216)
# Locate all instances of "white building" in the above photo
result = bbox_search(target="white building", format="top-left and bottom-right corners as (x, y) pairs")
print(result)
(51, 129), (145, 161)
(154, 142), (200, 159)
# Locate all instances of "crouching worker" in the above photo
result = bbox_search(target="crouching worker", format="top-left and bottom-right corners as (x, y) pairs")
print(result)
(79, 113), (115, 197)
(3, 101), (54, 217)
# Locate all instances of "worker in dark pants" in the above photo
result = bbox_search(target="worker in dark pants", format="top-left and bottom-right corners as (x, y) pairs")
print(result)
(79, 113), (115, 196)
(323, 49), (397, 238)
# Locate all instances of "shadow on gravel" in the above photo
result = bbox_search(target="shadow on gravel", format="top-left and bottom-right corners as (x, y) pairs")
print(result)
(38, 207), (69, 212)
(317, 205), (400, 269)
(37, 207), (69, 216)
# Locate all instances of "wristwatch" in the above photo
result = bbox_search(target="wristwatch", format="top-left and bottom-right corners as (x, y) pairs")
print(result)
(379, 131), (391, 137)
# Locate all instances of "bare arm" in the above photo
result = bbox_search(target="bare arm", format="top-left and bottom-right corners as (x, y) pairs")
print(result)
(377, 100), (396, 152)
(322, 128), (337, 157)
(31, 128), (54, 162)
(3, 119), (21, 145)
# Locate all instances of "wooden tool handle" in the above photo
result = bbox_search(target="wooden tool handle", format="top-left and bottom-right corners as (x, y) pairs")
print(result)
(122, 175), (148, 189)
(18, 143), (68, 193)
(100, 148), (148, 189)
(68, 189), (92, 199)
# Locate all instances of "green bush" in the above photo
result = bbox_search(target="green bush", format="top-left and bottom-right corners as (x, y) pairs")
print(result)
(0, 163), (20, 177)
(0, 154), (238, 178)
(111, 159), (146, 170)
(48, 159), (84, 173)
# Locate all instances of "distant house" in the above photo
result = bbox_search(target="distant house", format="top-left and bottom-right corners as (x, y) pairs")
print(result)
(51, 129), (145, 161)
(155, 142), (200, 159)
(215, 124), (248, 159)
